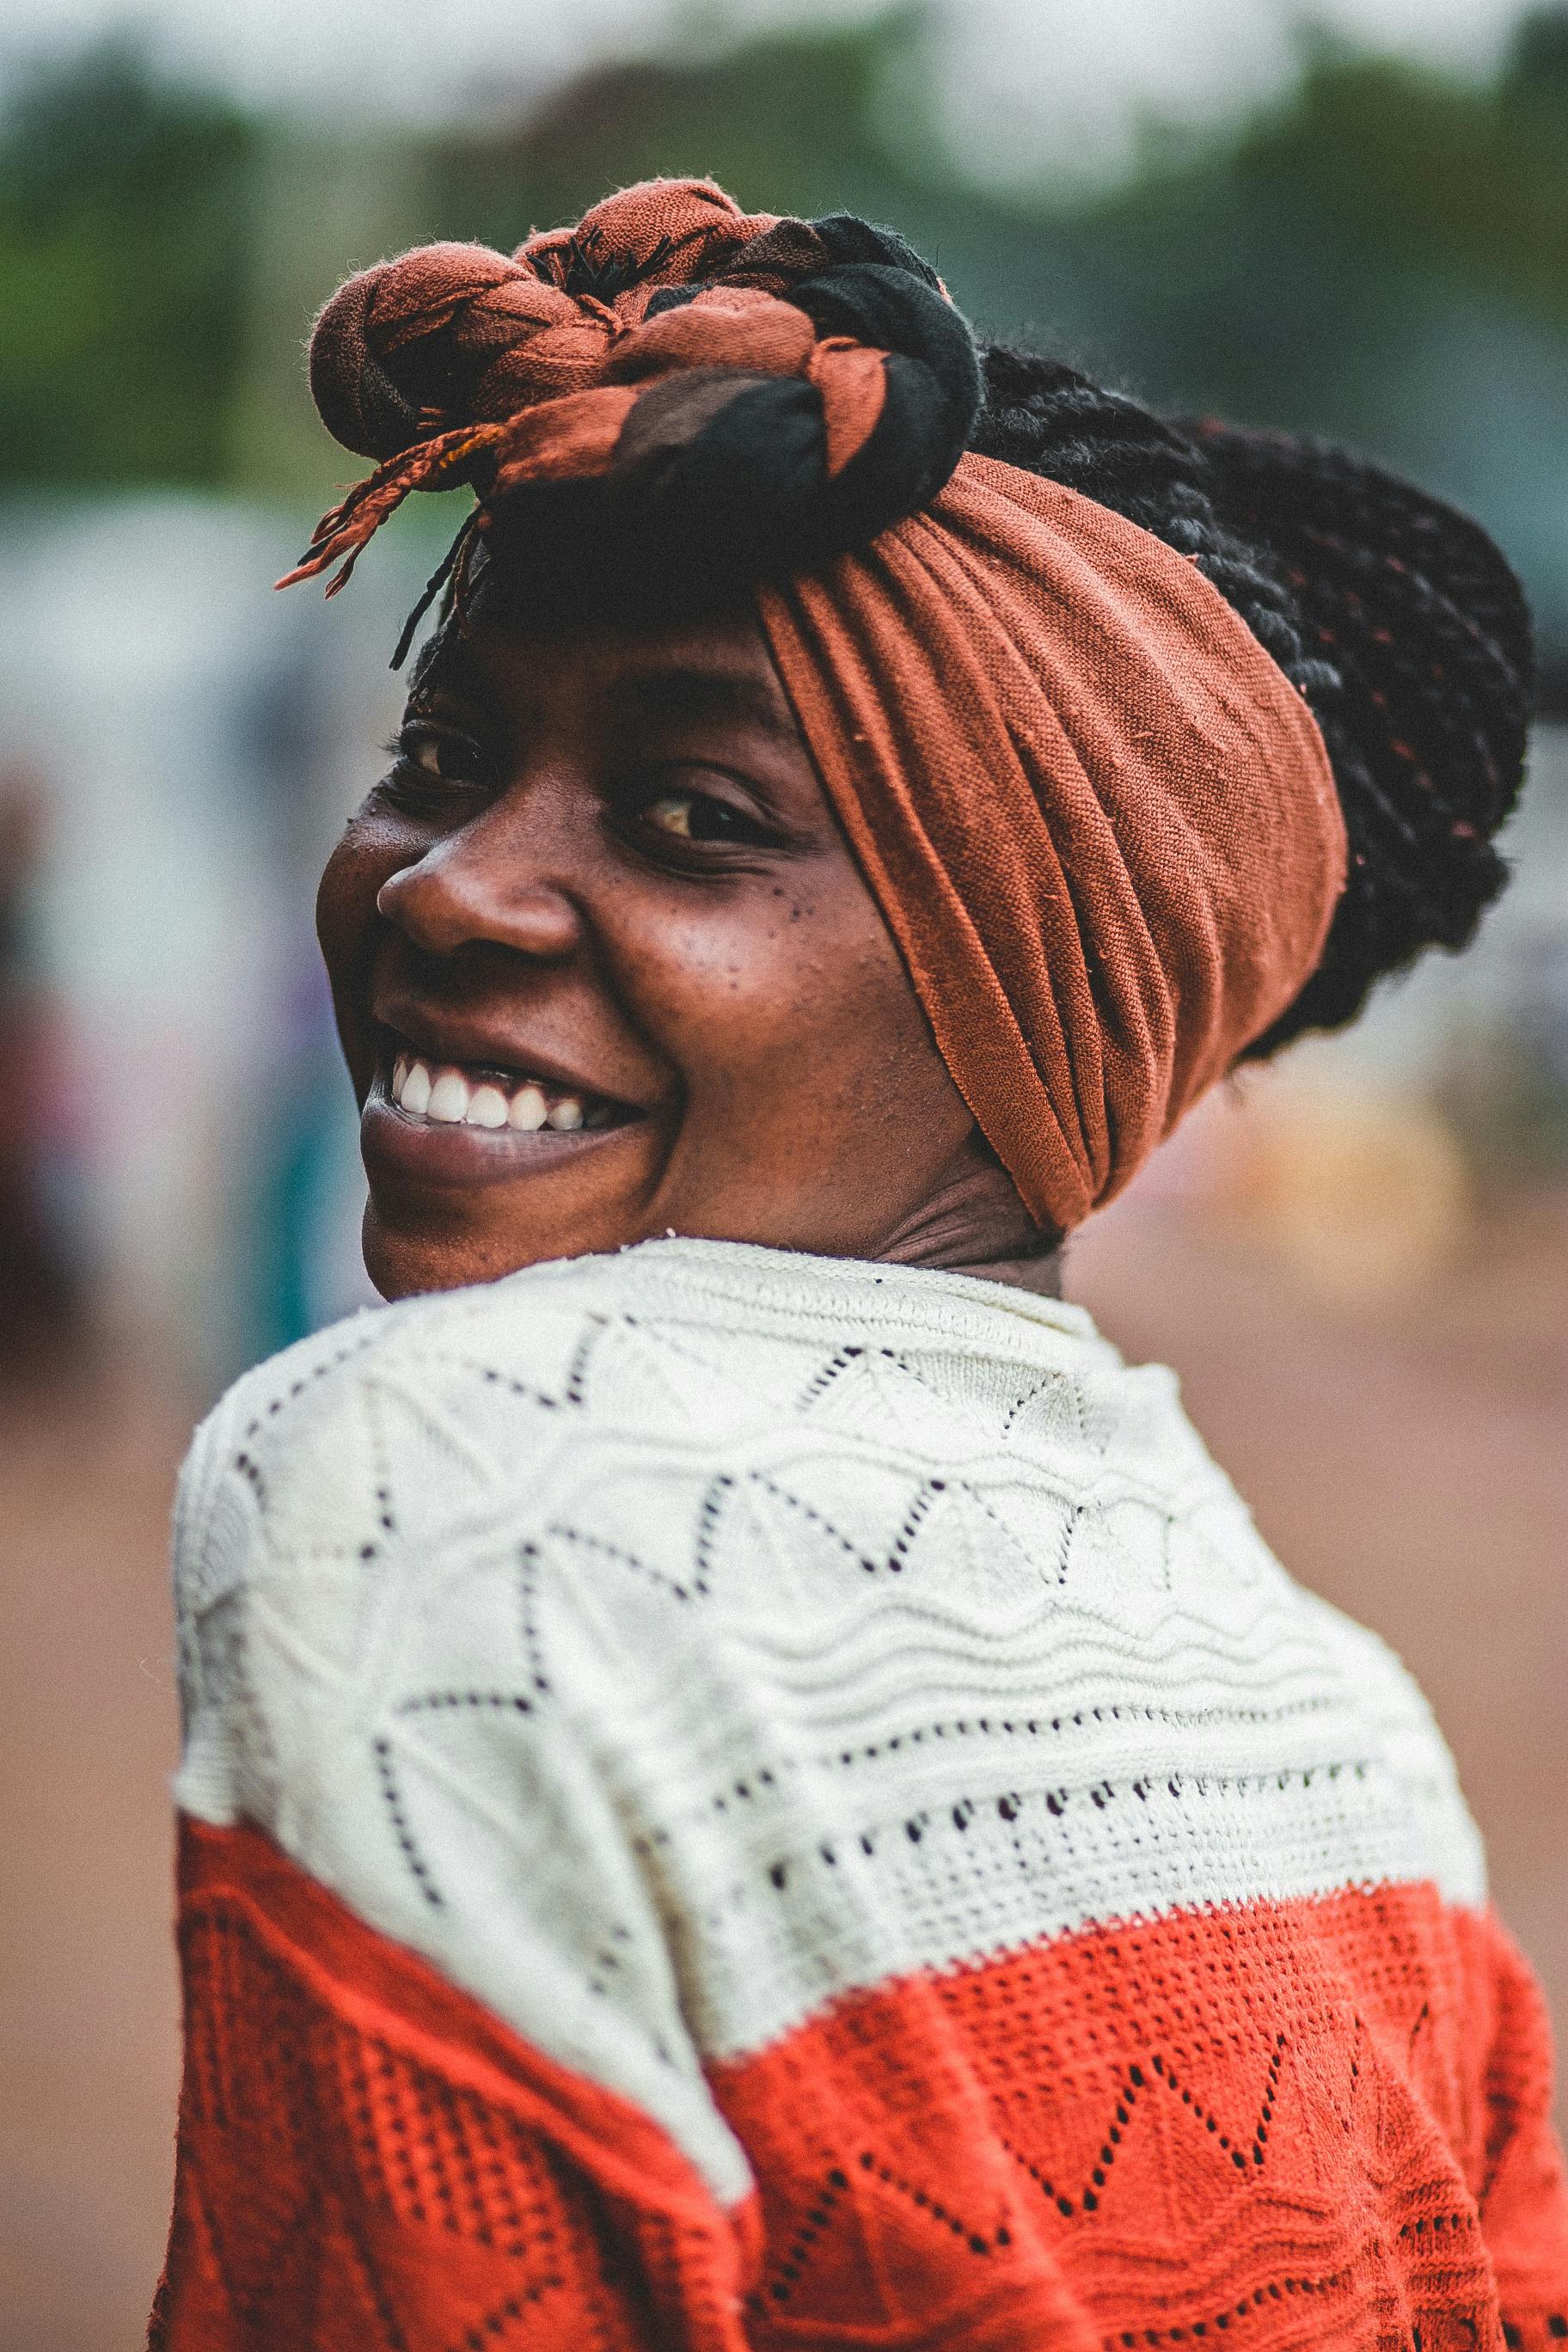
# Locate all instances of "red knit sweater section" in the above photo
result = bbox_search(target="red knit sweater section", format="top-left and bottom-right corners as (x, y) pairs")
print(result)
(152, 1816), (1568, 2352)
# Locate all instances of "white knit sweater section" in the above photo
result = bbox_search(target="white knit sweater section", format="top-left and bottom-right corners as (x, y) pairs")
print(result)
(172, 1237), (1485, 2207)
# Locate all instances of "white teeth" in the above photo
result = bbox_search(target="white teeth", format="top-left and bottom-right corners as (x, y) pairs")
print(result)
(508, 1085), (548, 1131)
(426, 1069), (472, 1124)
(465, 1083), (510, 1130)
(389, 1051), (609, 1135)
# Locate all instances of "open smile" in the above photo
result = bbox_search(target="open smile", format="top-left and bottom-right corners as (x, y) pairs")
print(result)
(362, 1030), (650, 1189)
(386, 1047), (629, 1134)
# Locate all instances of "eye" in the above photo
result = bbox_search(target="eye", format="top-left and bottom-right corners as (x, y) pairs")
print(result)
(378, 721), (490, 810)
(643, 790), (700, 840)
(402, 726), (479, 785)
(628, 777), (778, 850)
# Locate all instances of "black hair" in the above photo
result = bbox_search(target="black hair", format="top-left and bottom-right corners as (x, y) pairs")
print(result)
(969, 344), (1531, 1059)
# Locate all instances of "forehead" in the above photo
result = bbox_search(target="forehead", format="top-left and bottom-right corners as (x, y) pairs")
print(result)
(412, 605), (803, 749)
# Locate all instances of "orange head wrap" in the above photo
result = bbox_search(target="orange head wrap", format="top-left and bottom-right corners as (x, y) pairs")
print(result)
(285, 176), (1347, 1235)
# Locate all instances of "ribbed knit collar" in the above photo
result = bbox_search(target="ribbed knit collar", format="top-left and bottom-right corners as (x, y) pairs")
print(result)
(542, 1234), (1099, 1346)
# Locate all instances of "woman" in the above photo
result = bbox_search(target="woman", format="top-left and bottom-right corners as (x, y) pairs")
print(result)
(150, 181), (1568, 2349)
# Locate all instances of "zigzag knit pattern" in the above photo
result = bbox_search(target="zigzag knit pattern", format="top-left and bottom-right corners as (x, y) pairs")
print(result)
(152, 1239), (1568, 2349)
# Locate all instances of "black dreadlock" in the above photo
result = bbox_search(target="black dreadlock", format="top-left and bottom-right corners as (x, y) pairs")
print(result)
(971, 344), (1530, 1056)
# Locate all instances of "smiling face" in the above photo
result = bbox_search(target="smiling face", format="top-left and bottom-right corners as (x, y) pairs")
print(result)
(315, 597), (1038, 1299)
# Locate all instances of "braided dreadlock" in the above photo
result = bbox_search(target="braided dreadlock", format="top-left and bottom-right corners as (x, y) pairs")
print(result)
(971, 344), (1530, 1056)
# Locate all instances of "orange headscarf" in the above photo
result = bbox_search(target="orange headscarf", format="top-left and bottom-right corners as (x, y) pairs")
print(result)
(286, 177), (1346, 1234)
(757, 457), (1345, 1229)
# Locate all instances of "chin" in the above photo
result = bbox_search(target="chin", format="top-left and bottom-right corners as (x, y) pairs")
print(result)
(356, 1077), (675, 1297)
(362, 1203), (535, 1302)
(360, 1195), (641, 1302)
(361, 1211), (462, 1302)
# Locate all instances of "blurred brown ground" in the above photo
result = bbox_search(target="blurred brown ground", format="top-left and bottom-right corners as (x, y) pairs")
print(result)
(2, 1197), (1565, 2352)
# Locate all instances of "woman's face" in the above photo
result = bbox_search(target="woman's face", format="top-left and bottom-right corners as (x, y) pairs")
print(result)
(316, 600), (1018, 1299)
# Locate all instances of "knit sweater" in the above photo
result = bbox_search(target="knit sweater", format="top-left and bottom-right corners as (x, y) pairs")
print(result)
(151, 1238), (1568, 2350)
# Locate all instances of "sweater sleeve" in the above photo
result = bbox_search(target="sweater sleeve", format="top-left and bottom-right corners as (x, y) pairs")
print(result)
(1476, 1912), (1568, 2349)
(150, 1817), (761, 2351)
(153, 1312), (763, 2351)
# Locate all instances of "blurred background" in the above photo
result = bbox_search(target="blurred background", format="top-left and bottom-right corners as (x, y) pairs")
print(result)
(1, 2), (1565, 2343)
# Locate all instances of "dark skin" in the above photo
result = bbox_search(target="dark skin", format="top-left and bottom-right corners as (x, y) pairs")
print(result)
(315, 601), (1061, 1303)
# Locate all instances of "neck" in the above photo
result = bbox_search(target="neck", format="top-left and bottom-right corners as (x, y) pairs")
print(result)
(869, 1159), (1063, 1300)
(943, 1246), (1063, 1299)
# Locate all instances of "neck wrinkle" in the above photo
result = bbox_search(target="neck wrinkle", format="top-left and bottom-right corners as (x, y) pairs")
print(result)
(942, 1247), (1064, 1301)
(870, 1160), (1063, 1300)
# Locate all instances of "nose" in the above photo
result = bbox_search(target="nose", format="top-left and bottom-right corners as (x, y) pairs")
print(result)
(376, 804), (585, 962)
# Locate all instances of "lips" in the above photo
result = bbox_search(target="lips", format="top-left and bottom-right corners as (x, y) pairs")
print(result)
(361, 1017), (651, 1190)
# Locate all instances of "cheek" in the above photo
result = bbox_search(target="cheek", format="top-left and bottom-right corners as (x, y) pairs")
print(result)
(315, 816), (402, 1080)
(616, 872), (966, 1157)
(317, 815), (379, 954)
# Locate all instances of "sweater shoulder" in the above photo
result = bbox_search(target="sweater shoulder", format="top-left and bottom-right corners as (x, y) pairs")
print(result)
(173, 1240), (1167, 1596)
(168, 1240), (1488, 2104)
(168, 1256), (774, 2199)
(167, 1240), (1171, 1869)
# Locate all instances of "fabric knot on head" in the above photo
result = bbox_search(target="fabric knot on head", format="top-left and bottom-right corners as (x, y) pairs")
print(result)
(282, 177), (983, 613)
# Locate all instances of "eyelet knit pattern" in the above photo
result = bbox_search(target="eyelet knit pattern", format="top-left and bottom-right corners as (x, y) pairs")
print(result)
(153, 1239), (1568, 2349)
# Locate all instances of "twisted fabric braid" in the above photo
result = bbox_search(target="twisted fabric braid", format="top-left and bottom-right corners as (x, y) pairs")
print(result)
(283, 179), (982, 609)
(971, 346), (1529, 1053)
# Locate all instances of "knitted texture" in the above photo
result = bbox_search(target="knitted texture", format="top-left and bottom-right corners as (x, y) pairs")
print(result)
(154, 1240), (1568, 2347)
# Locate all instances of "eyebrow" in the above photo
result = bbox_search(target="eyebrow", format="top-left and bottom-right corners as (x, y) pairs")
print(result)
(407, 634), (505, 726)
(407, 640), (803, 751)
(609, 664), (802, 745)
